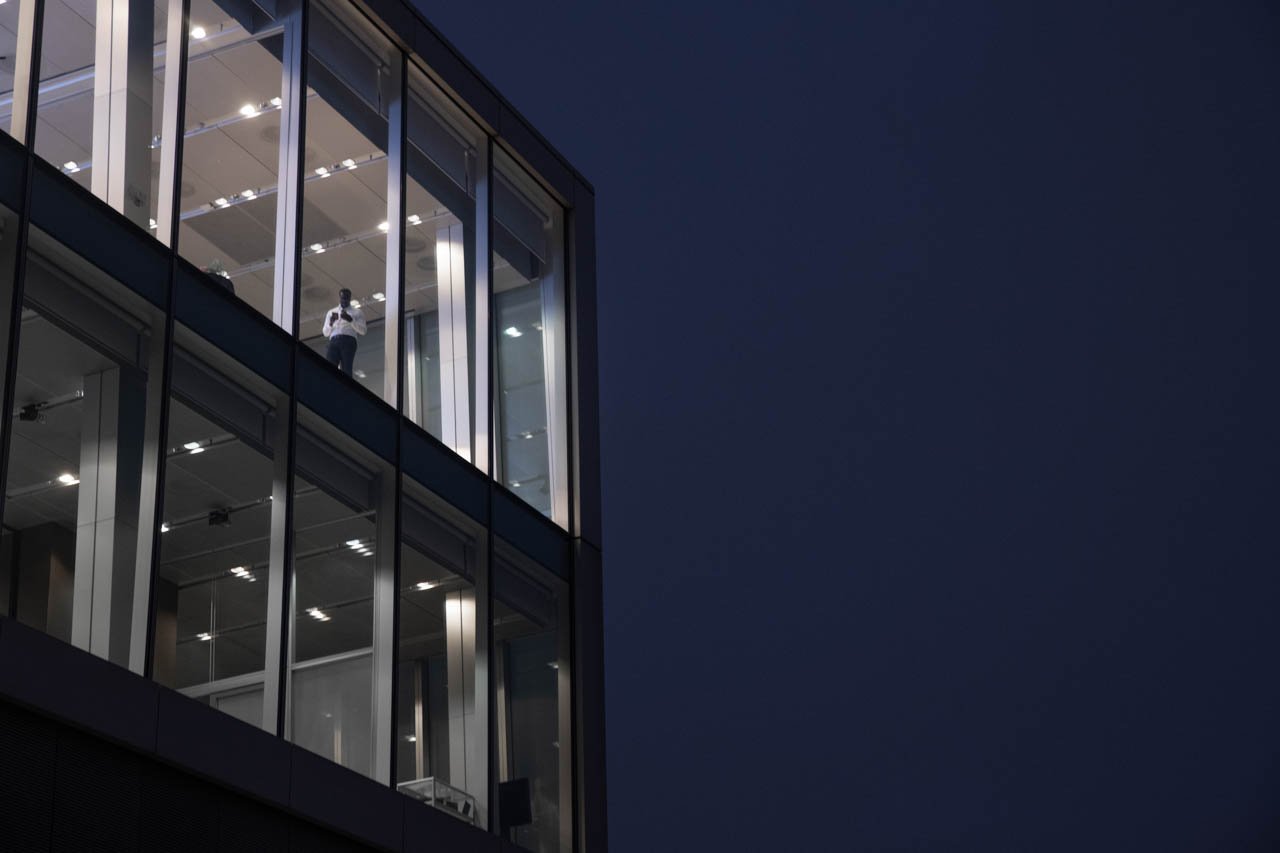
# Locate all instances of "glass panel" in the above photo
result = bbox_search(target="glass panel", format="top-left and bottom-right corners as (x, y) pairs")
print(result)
(403, 65), (478, 454)
(288, 406), (388, 778)
(0, 228), (163, 663)
(0, 0), (27, 139)
(0, 203), (19, 614)
(177, 0), (284, 320)
(395, 477), (485, 821)
(493, 153), (566, 523)
(149, 325), (281, 722)
(298, 0), (393, 403)
(34, 0), (169, 224)
(494, 543), (569, 852)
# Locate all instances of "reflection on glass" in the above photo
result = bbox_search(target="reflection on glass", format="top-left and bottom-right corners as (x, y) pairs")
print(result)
(177, 0), (284, 319)
(1, 229), (162, 665)
(403, 66), (477, 453)
(493, 155), (565, 521)
(287, 407), (386, 778)
(0, 0), (27, 139)
(495, 545), (569, 852)
(395, 479), (484, 820)
(298, 0), (393, 403)
(149, 327), (279, 727)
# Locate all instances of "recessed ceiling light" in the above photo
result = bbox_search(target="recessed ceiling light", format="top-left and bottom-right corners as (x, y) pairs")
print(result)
(213, 197), (229, 208)
(198, 632), (212, 641)
(503, 326), (522, 338)
(415, 581), (435, 591)
(315, 166), (329, 177)
(189, 447), (205, 455)
(183, 441), (201, 450)
(190, 25), (206, 39)
(310, 243), (325, 254)
(371, 292), (385, 302)
(353, 369), (367, 379)
(149, 218), (157, 229)
(57, 473), (79, 485)
(341, 158), (356, 168)
(349, 299), (361, 308)
(63, 161), (79, 173)
(307, 607), (330, 622)
(239, 103), (258, 117)
(270, 96), (282, 107)
(241, 188), (255, 199)
(345, 539), (362, 547)
(404, 735), (416, 742)
(377, 221), (389, 232)
(407, 214), (421, 225)
(160, 523), (170, 533)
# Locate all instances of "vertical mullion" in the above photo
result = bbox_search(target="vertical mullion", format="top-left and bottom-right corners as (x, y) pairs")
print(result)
(264, 383), (297, 735)
(474, 137), (491, 477)
(272, 0), (308, 336)
(155, 0), (191, 248)
(0, 0), (46, 602)
(8, 0), (44, 145)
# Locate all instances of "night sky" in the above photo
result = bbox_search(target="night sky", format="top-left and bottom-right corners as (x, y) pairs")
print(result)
(417, 2), (1279, 850)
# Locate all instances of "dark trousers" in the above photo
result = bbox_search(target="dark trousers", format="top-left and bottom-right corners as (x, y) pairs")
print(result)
(325, 334), (357, 377)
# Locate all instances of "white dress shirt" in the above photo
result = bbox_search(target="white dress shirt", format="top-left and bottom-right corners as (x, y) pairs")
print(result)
(322, 304), (367, 339)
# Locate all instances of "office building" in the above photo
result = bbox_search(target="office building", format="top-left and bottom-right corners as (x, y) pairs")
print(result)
(0, 0), (604, 849)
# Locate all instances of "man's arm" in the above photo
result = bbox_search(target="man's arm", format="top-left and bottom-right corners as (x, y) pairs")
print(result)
(322, 308), (334, 338)
(352, 307), (368, 335)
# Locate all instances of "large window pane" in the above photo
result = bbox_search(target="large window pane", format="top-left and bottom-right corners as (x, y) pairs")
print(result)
(494, 543), (570, 852)
(149, 326), (282, 728)
(493, 154), (567, 524)
(395, 477), (485, 824)
(0, 228), (163, 665)
(177, 0), (284, 320)
(403, 66), (478, 456)
(287, 406), (389, 779)
(298, 0), (394, 404)
(35, 0), (169, 224)
(0, 0), (29, 139)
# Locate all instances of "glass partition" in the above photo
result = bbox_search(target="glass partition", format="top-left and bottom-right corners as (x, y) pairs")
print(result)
(494, 542), (570, 852)
(492, 153), (567, 524)
(396, 476), (486, 821)
(287, 405), (390, 778)
(298, 0), (394, 404)
(149, 325), (283, 729)
(403, 65), (479, 456)
(0, 228), (164, 665)
(0, 0), (28, 139)
(177, 0), (286, 320)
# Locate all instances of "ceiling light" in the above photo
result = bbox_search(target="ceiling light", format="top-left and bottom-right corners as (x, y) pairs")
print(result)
(503, 326), (522, 338)
(361, 551), (373, 557)
(189, 25), (206, 39)
(315, 166), (329, 177)
(310, 243), (325, 254)
(241, 188), (255, 199)
(213, 197), (229, 208)
(149, 218), (157, 230)
(57, 473), (79, 485)
(183, 441), (201, 450)
(198, 632), (213, 641)
(270, 96), (282, 107)
(307, 607), (330, 622)
(510, 480), (522, 489)
(349, 299), (361, 308)
(63, 161), (79, 173)
(377, 221), (389, 232)
(371, 292), (385, 302)
(404, 735), (416, 742)
(407, 214), (421, 225)
(239, 103), (258, 118)
(341, 158), (356, 169)
(547, 661), (560, 670)
(345, 539), (362, 547)
(415, 581), (435, 591)
(189, 447), (205, 455)
(353, 369), (367, 379)
(160, 523), (170, 533)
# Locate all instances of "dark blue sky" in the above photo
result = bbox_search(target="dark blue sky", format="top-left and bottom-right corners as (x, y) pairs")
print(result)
(418, 2), (1280, 850)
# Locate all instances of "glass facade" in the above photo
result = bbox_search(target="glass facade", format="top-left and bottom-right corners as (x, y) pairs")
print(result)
(0, 0), (596, 849)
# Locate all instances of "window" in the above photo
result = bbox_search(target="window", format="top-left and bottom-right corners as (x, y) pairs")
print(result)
(1, 228), (164, 666)
(494, 542), (570, 852)
(402, 65), (480, 458)
(493, 153), (567, 524)
(149, 325), (284, 729)
(395, 476), (486, 823)
(287, 405), (391, 778)
(298, 0), (395, 404)
(177, 0), (287, 321)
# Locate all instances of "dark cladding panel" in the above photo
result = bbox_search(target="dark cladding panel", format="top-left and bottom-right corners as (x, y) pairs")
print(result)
(174, 259), (293, 393)
(29, 162), (168, 309)
(493, 488), (571, 580)
(52, 729), (143, 852)
(400, 421), (489, 525)
(0, 132), (24, 211)
(296, 346), (397, 464)
(289, 746), (405, 852)
(409, 29), (501, 132)
(572, 540), (607, 852)
(0, 701), (56, 851)
(497, 107), (573, 205)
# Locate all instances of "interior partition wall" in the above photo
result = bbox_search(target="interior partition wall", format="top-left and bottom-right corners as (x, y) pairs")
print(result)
(0, 0), (595, 847)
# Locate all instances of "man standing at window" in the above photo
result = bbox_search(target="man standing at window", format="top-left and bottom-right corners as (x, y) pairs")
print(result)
(322, 287), (367, 377)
